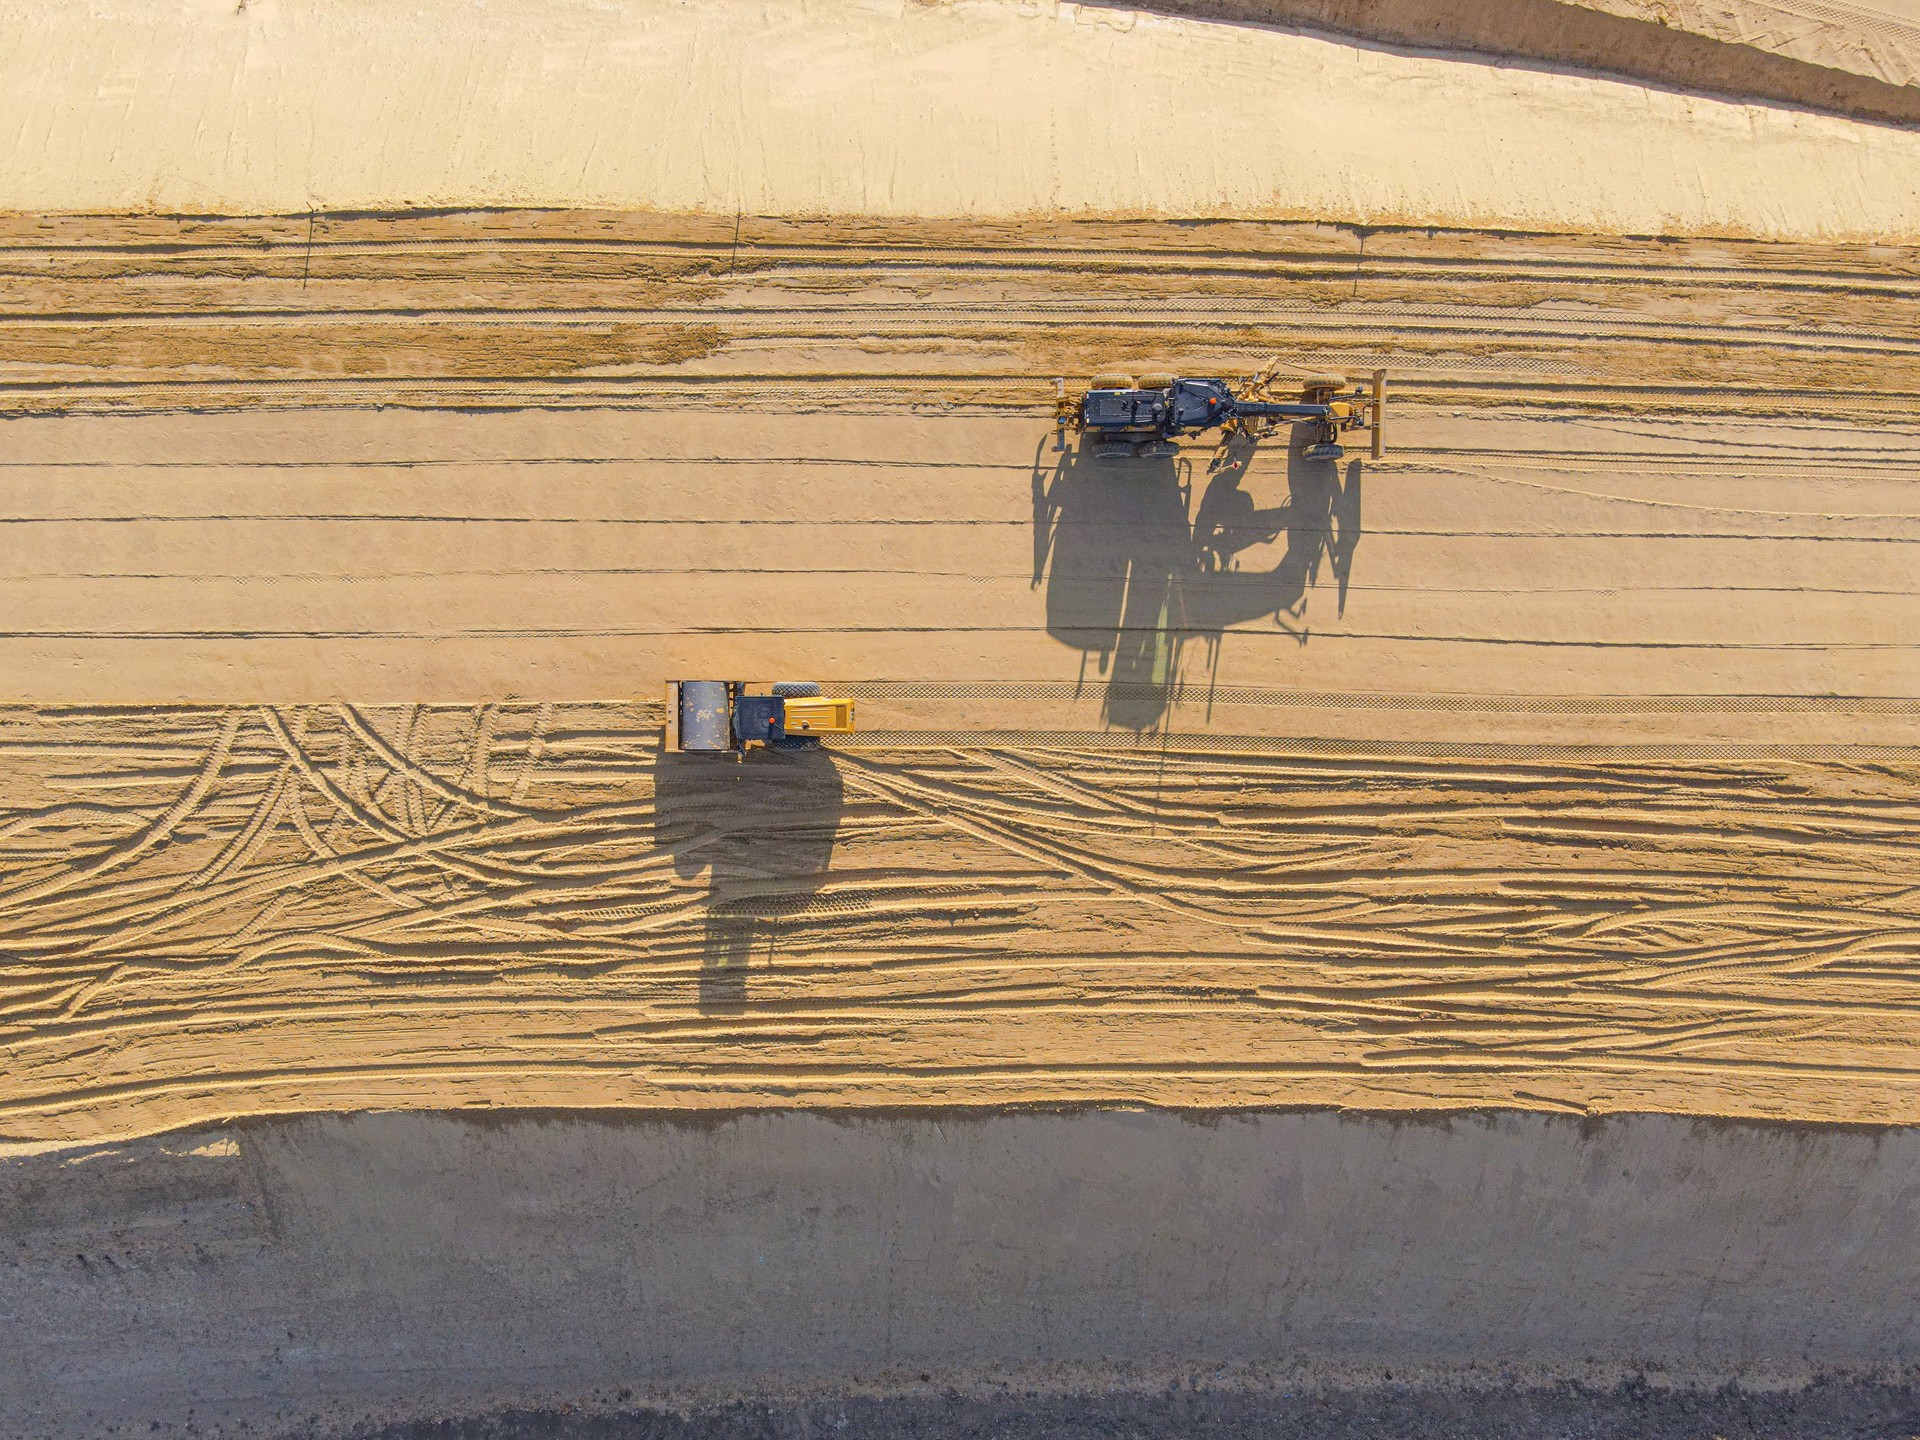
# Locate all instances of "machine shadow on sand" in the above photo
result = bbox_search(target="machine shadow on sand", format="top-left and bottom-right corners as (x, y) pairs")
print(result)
(1032, 425), (1363, 731)
(651, 747), (845, 1013)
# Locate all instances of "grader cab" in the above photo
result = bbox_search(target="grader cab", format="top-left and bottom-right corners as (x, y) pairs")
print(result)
(1060, 366), (1386, 462)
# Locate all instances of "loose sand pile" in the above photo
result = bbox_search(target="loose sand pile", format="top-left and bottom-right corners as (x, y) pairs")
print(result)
(4, 0), (1920, 237)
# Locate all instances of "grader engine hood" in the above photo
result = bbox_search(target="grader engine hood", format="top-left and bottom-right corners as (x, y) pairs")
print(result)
(1079, 378), (1237, 435)
(1080, 388), (1171, 431)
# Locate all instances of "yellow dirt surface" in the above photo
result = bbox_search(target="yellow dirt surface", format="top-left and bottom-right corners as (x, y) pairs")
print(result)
(5, 706), (1920, 1147)
(5, 0), (1920, 237)
(0, 212), (1917, 1148)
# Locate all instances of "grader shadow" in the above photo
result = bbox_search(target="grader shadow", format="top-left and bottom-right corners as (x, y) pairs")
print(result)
(651, 747), (844, 1013)
(1032, 425), (1363, 731)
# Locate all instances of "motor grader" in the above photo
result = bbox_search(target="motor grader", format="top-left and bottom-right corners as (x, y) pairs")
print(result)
(1058, 365), (1386, 461)
(663, 680), (855, 755)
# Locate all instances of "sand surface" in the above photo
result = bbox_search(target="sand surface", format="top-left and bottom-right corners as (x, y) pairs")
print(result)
(1, 213), (1917, 1148)
(5, 705), (1919, 1148)
(5, 0), (1920, 237)
(9, 0), (1920, 1421)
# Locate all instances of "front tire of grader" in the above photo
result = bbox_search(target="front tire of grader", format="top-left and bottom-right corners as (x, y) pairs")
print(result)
(1298, 372), (1348, 395)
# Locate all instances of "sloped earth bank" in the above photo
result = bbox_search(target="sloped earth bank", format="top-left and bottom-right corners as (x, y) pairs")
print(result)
(5, 1110), (1920, 1438)
(1576, 0), (1920, 94)
(1108, 0), (1920, 126)
(6, 0), (1920, 236)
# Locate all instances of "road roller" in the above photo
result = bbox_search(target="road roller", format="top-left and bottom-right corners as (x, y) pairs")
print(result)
(663, 680), (856, 754)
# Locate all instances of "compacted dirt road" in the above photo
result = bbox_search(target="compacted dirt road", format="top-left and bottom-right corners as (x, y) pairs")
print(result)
(1, 213), (1917, 1148)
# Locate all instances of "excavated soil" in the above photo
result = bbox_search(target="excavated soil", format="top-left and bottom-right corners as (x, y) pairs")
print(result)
(1, 213), (1917, 1149)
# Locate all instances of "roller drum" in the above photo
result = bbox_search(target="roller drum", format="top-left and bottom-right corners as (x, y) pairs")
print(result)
(677, 680), (733, 752)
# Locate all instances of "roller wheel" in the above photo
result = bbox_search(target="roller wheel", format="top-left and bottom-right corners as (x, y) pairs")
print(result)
(1134, 372), (1176, 391)
(1090, 371), (1135, 391)
(771, 681), (822, 697)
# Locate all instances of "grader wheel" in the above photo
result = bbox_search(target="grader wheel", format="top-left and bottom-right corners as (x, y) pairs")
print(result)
(1090, 370), (1136, 391)
(1298, 372), (1348, 395)
(1134, 372), (1176, 391)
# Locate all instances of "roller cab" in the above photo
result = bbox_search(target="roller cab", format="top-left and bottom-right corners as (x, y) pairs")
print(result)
(664, 680), (855, 755)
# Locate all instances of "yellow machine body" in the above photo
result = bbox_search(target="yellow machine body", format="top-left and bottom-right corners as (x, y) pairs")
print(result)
(663, 680), (856, 754)
(778, 696), (857, 736)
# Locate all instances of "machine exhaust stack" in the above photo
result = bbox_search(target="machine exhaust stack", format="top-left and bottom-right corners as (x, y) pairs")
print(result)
(1372, 368), (1386, 461)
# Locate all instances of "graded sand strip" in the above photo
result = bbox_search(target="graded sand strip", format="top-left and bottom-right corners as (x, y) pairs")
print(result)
(6, 0), (1920, 237)
(5, 213), (1916, 422)
(3, 408), (1917, 708)
(2, 214), (1917, 708)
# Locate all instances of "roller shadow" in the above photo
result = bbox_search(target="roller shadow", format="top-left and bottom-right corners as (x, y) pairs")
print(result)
(1033, 425), (1364, 729)
(651, 746), (844, 1013)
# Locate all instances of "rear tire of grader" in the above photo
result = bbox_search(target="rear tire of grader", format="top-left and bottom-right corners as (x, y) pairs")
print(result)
(1090, 371), (1135, 391)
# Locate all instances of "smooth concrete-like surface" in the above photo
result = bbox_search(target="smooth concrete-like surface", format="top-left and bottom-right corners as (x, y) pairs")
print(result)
(3, 1108), (1919, 1437)
(352, 1383), (1920, 1440)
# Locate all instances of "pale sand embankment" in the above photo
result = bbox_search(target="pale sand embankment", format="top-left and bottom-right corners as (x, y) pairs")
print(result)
(3, 0), (1920, 237)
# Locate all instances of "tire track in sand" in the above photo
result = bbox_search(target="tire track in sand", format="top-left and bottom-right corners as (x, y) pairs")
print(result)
(1, 704), (1917, 1145)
